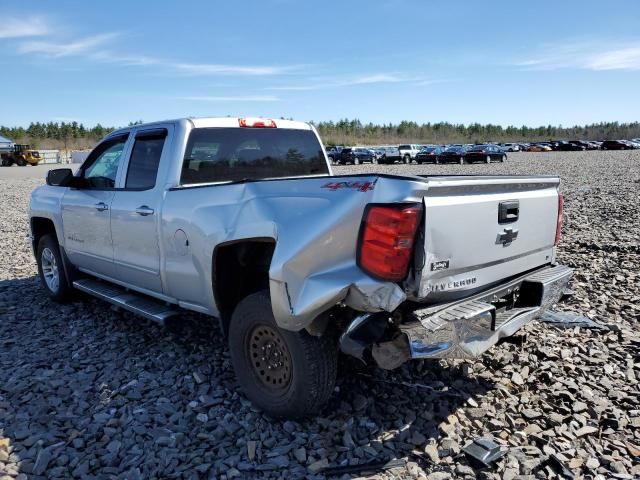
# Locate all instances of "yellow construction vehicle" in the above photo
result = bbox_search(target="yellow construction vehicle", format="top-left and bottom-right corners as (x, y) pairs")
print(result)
(1, 144), (42, 166)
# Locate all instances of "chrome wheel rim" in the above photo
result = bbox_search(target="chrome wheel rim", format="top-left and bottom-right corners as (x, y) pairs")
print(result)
(248, 325), (292, 391)
(41, 247), (59, 292)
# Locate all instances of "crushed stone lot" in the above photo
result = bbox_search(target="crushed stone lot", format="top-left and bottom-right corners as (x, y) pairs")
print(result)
(1, 151), (639, 480)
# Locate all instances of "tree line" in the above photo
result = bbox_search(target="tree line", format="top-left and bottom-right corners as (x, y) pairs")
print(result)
(313, 120), (640, 146)
(1, 119), (639, 150)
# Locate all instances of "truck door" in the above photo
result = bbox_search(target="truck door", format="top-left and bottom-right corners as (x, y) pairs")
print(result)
(109, 127), (170, 293)
(61, 134), (130, 278)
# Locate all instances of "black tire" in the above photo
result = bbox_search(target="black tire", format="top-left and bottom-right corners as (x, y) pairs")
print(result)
(36, 234), (73, 302)
(354, 156), (360, 165)
(17, 158), (27, 167)
(459, 157), (464, 165)
(403, 154), (411, 164)
(501, 155), (506, 163)
(228, 291), (338, 418)
(486, 155), (491, 164)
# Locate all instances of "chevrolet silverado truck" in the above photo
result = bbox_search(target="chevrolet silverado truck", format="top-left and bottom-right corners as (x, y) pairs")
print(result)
(29, 117), (572, 418)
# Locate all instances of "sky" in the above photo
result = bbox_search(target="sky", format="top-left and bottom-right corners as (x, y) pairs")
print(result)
(1, 0), (639, 128)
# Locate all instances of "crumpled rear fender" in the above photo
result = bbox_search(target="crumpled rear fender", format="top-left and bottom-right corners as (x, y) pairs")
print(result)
(270, 264), (406, 331)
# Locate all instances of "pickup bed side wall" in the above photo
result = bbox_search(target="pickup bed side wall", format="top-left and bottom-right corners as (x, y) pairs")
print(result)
(160, 176), (422, 330)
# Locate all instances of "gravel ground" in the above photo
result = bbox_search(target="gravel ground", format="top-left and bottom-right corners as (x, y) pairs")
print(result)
(0, 151), (639, 479)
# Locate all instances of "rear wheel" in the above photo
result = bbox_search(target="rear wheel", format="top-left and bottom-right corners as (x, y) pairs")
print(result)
(228, 291), (338, 418)
(354, 157), (360, 165)
(486, 155), (491, 164)
(17, 158), (27, 167)
(501, 155), (506, 162)
(36, 234), (73, 302)
(459, 157), (464, 165)
(403, 154), (411, 164)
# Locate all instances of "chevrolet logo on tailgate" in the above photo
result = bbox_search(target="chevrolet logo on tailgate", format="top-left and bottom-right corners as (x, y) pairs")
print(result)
(497, 227), (518, 245)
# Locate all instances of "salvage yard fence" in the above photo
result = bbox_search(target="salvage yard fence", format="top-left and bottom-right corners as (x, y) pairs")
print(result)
(36, 150), (91, 164)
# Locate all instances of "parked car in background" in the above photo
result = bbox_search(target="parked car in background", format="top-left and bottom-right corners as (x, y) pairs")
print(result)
(415, 146), (443, 164)
(526, 143), (551, 152)
(325, 146), (343, 164)
(398, 144), (421, 164)
(624, 140), (640, 149)
(465, 145), (507, 163)
(438, 146), (467, 164)
(555, 141), (586, 151)
(378, 146), (401, 164)
(339, 147), (375, 165)
(569, 141), (594, 150)
(601, 140), (632, 150)
(500, 143), (520, 152)
(371, 148), (386, 162)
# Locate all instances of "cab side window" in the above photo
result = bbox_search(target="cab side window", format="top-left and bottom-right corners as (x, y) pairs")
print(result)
(125, 129), (167, 189)
(82, 135), (128, 189)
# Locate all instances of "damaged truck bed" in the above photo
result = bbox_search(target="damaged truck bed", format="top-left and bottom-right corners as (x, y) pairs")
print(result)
(30, 117), (572, 417)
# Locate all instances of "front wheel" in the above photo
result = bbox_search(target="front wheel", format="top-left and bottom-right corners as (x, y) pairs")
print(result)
(486, 155), (491, 164)
(501, 155), (506, 162)
(353, 157), (360, 165)
(403, 155), (411, 164)
(17, 158), (27, 167)
(228, 291), (338, 418)
(37, 234), (73, 302)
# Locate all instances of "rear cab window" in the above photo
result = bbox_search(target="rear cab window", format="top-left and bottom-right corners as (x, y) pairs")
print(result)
(181, 128), (329, 185)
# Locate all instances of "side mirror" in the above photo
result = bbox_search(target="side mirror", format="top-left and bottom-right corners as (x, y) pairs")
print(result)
(46, 168), (73, 187)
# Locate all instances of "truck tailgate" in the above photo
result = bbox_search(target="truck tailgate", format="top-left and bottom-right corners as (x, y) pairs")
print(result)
(412, 176), (561, 301)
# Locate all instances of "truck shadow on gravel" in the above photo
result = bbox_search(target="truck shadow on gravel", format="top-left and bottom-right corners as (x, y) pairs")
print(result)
(0, 276), (495, 478)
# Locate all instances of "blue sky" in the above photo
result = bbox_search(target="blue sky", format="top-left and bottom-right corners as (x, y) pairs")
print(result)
(1, 0), (639, 128)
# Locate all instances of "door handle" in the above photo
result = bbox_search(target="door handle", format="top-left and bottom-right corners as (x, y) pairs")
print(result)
(95, 202), (109, 212)
(135, 205), (155, 216)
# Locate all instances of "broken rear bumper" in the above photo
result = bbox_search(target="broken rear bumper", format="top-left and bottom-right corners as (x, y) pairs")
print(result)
(341, 264), (573, 367)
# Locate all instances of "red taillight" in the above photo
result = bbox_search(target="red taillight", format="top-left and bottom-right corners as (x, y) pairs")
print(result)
(555, 193), (564, 246)
(358, 205), (422, 281)
(238, 117), (277, 128)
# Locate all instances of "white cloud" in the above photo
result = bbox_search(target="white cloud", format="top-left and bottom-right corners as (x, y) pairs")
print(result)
(0, 15), (49, 38)
(180, 95), (280, 102)
(18, 33), (119, 58)
(174, 63), (299, 76)
(515, 41), (640, 71)
(585, 46), (640, 70)
(269, 73), (403, 91)
(16, 31), (301, 76)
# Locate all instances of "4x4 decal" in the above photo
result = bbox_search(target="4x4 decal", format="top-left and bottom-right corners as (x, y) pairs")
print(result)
(321, 180), (375, 192)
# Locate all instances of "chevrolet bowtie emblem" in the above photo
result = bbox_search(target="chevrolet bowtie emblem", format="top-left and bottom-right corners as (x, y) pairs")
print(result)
(497, 227), (518, 245)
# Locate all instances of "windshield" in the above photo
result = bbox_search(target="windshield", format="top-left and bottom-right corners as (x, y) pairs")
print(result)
(181, 127), (329, 185)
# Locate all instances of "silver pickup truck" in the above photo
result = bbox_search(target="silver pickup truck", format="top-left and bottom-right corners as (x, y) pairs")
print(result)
(29, 117), (572, 418)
